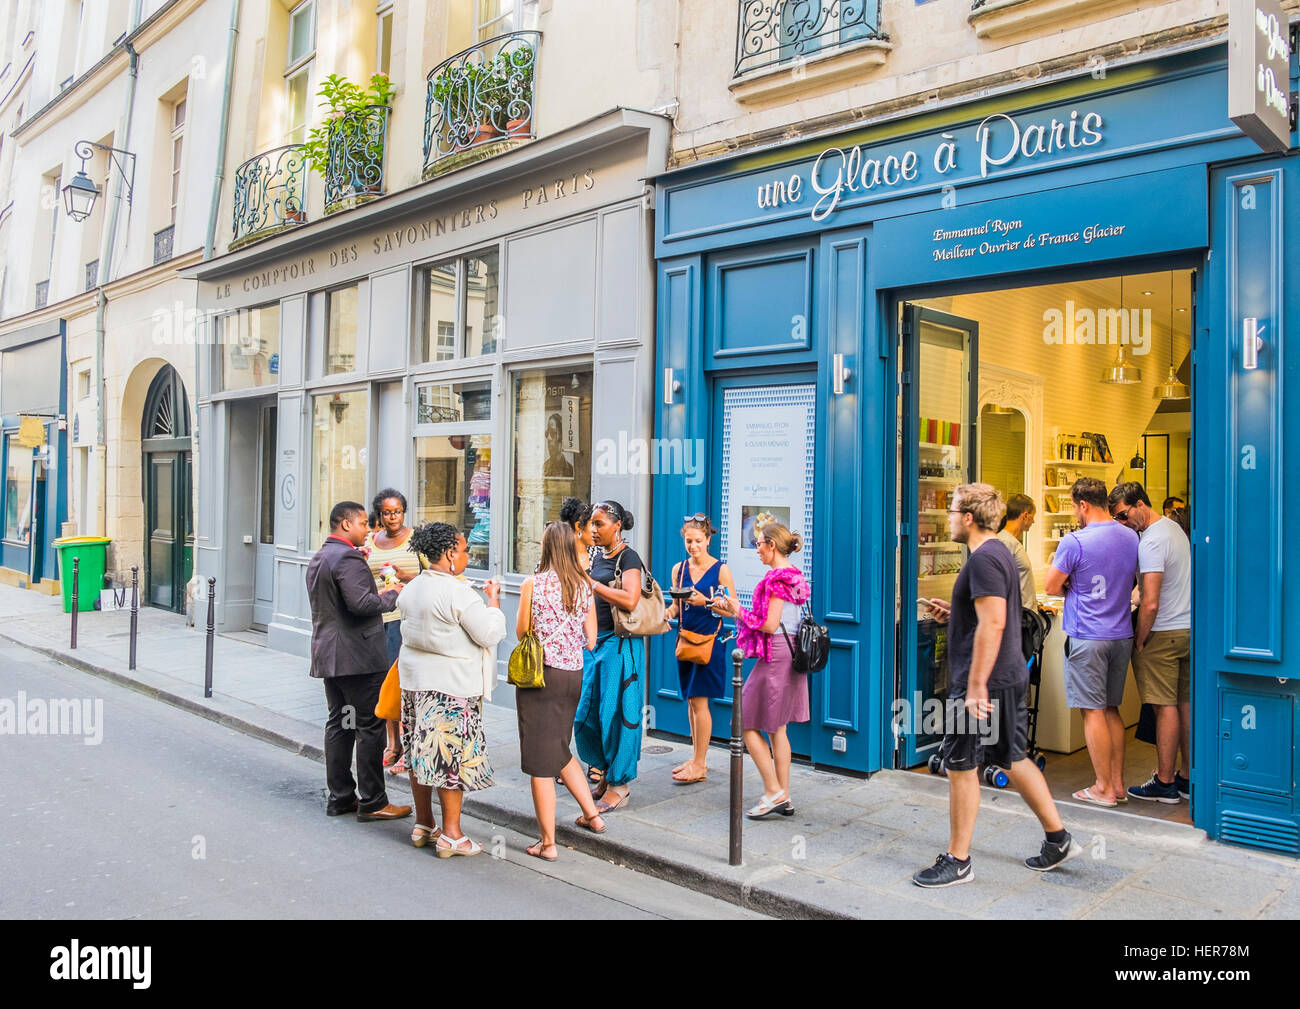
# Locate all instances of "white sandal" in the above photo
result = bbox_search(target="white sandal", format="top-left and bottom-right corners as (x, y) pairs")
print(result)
(435, 834), (482, 858)
(411, 823), (440, 848)
(746, 790), (790, 819)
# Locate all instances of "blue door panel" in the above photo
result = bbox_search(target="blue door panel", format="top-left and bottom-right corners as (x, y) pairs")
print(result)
(1218, 685), (1293, 797)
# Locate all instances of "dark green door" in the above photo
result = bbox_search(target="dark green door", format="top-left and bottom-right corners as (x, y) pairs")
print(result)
(141, 366), (193, 612)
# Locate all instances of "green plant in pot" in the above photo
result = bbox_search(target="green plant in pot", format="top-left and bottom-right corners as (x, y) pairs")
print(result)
(490, 47), (535, 134)
(303, 72), (395, 198)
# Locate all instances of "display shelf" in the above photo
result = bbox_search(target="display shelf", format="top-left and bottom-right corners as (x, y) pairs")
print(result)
(1044, 458), (1110, 467)
(919, 541), (962, 551)
(919, 440), (961, 452)
(919, 474), (961, 483)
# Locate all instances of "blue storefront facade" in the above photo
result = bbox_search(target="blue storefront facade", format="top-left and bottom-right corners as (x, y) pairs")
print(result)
(650, 44), (1300, 854)
(0, 319), (69, 590)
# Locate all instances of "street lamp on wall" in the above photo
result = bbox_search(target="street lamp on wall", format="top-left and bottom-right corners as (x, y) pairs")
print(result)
(62, 140), (136, 222)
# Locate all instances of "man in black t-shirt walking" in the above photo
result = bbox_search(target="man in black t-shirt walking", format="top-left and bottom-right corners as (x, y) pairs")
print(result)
(913, 483), (1082, 888)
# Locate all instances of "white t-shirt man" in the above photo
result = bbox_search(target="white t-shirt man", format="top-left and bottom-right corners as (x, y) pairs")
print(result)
(1139, 516), (1191, 631)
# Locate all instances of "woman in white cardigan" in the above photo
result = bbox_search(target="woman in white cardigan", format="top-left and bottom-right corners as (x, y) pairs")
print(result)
(399, 522), (506, 857)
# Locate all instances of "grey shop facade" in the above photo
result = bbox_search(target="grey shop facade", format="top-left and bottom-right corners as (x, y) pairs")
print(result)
(190, 109), (668, 658)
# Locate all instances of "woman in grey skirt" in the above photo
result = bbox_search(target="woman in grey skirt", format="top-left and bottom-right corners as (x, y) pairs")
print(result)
(515, 522), (607, 859)
(710, 522), (810, 820)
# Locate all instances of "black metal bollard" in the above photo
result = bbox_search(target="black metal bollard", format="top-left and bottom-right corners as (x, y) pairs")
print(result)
(729, 647), (744, 867)
(204, 577), (216, 698)
(129, 565), (139, 670)
(70, 557), (80, 650)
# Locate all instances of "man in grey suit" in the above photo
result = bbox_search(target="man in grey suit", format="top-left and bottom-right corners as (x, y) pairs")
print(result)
(306, 500), (411, 820)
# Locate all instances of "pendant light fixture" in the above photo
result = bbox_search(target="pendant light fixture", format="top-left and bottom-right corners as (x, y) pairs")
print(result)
(1153, 270), (1190, 401)
(1100, 276), (1143, 385)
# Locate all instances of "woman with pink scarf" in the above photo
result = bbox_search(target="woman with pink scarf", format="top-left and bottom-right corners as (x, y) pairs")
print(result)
(709, 521), (809, 819)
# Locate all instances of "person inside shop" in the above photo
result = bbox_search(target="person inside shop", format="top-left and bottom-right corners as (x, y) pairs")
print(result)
(544, 413), (574, 478)
(709, 521), (809, 819)
(514, 522), (607, 858)
(1110, 482), (1192, 803)
(363, 488), (423, 776)
(996, 493), (1037, 610)
(1044, 477), (1139, 808)
(574, 500), (644, 813)
(665, 513), (736, 785)
(305, 500), (411, 823)
(399, 522), (505, 857)
(1163, 496), (1191, 538)
(914, 484), (1082, 888)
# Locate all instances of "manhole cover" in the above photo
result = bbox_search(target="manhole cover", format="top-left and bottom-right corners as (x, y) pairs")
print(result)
(643, 745), (673, 754)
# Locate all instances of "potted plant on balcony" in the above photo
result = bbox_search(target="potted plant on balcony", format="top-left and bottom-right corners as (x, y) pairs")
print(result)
(303, 72), (396, 200)
(492, 47), (535, 136)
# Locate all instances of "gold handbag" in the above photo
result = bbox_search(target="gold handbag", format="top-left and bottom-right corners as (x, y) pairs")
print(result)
(673, 560), (721, 664)
(508, 588), (546, 689)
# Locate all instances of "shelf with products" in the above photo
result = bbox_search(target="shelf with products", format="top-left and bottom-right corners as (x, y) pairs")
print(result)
(1044, 458), (1110, 468)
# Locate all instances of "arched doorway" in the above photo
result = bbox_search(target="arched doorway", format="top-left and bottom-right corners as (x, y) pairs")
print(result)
(141, 365), (193, 611)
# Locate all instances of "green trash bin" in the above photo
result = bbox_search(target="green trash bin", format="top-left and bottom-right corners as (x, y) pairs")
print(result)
(52, 536), (112, 614)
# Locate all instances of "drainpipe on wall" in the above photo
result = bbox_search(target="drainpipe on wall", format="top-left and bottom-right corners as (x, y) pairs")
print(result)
(91, 1), (143, 542)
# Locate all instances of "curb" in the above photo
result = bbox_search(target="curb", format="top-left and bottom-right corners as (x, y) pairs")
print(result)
(2, 631), (844, 920)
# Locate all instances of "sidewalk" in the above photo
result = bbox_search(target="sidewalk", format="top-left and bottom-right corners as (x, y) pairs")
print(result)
(2, 582), (1296, 920)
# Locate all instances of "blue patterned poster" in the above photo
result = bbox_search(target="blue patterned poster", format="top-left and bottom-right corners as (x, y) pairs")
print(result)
(720, 384), (815, 606)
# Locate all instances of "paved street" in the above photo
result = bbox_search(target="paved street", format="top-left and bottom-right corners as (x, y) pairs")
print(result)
(0, 640), (761, 920)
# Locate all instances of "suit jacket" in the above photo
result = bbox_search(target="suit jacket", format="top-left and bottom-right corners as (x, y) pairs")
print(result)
(305, 535), (399, 679)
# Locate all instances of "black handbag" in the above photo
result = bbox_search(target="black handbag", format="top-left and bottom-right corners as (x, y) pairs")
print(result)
(781, 604), (830, 674)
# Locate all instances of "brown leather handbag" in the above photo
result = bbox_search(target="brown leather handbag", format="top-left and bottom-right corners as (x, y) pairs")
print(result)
(673, 560), (721, 665)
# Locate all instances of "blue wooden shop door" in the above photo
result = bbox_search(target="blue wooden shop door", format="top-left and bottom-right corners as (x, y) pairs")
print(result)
(649, 231), (884, 773)
(1197, 159), (1300, 854)
(897, 305), (979, 769)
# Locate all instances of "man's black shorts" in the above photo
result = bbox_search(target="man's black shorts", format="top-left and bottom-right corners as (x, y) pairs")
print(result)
(937, 683), (1029, 772)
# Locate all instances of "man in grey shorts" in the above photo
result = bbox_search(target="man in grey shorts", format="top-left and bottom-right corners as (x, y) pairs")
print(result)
(1045, 478), (1138, 808)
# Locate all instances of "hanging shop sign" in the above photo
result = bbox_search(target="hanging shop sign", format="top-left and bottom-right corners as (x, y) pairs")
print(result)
(1228, 0), (1293, 154)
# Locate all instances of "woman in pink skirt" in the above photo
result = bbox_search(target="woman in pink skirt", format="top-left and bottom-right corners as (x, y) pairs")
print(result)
(710, 521), (809, 819)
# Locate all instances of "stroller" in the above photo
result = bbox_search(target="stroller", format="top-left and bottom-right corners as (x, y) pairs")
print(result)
(927, 606), (1052, 787)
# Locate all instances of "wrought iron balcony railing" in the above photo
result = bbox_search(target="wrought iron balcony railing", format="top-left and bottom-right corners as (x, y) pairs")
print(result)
(734, 1), (888, 78)
(423, 31), (539, 175)
(232, 144), (309, 247)
(324, 104), (391, 210)
(154, 225), (174, 264)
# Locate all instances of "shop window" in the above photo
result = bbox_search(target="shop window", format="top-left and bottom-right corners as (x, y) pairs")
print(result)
(414, 249), (500, 364)
(310, 389), (368, 549)
(4, 437), (33, 543)
(219, 303), (281, 392)
(414, 435), (493, 571)
(325, 285), (359, 375)
(415, 380), (491, 425)
(509, 365), (592, 574)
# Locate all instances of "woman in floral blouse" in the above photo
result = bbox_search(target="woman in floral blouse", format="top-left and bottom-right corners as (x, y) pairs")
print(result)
(514, 522), (606, 859)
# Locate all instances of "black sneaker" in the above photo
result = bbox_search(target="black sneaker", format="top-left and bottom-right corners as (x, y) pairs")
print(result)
(912, 852), (974, 888)
(1175, 772), (1190, 801)
(1128, 773), (1181, 803)
(1025, 833), (1083, 871)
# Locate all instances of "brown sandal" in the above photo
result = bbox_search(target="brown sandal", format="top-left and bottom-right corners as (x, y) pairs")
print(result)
(526, 840), (559, 861)
(574, 811), (606, 834)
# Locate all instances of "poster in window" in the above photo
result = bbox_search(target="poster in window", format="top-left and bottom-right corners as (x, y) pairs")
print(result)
(720, 385), (815, 606)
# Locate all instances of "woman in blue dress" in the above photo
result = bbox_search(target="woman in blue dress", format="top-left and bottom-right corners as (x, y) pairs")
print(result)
(665, 514), (736, 784)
